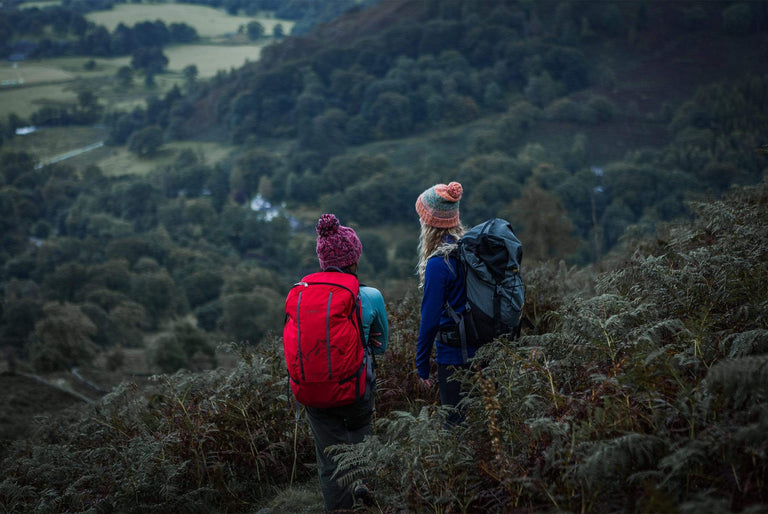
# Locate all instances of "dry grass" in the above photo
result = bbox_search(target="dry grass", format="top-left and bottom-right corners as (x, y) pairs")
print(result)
(86, 4), (294, 39)
(0, 373), (85, 443)
(251, 481), (324, 514)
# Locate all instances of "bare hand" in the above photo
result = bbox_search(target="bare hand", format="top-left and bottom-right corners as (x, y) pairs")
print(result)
(419, 377), (433, 389)
(370, 332), (383, 348)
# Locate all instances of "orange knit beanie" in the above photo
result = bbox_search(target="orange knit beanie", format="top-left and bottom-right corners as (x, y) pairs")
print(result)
(415, 182), (463, 228)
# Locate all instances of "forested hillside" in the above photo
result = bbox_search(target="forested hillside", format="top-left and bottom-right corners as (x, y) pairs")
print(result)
(1, 0), (767, 510)
(2, 0), (766, 369)
(2, 175), (767, 512)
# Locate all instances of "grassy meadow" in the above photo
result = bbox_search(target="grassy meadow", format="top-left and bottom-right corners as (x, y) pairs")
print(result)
(0, 63), (74, 85)
(18, 0), (60, 8)
(8, 126), (105, 159)
(88, 139), (236, 177)
(10, 123), (235, 176)
(0, 83), (79, 120)
(0, 3), (289, 173)
(86, 3), (293, 40)
(0, 1), (292, 118)
(0, 57), (126, 119)
(163, 43), (266, 77)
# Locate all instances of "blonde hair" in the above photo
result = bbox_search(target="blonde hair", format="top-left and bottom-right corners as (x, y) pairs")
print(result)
(417, 221), (466, 287)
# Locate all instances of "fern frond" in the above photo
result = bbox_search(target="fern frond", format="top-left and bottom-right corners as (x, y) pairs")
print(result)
(677, 490), (731, 514)
(658, 440), (709, 485)
(327, 441), (377, 487)
(705, 355), (768, 408)
(633, 318), (690, 348)
(733, 407), (768, 448)
(576, 433), (667, 487)
(722, 330), (768, 358)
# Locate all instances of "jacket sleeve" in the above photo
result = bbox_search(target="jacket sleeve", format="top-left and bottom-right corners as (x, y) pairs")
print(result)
(415, 257), (448, 379)
(360, 286), (389, 355)
(369, 288), (388, 355)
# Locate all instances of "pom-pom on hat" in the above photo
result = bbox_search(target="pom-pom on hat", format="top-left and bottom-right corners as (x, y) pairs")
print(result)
(315, 214), (363, 270)
(415, 181), (463, 228)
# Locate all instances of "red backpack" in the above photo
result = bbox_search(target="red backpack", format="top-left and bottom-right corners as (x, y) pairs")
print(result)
(283, 271), (368, 408)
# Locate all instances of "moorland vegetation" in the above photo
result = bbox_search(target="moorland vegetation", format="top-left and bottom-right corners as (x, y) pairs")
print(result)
(0, 0), (767, 511)
(2, 175), (767, 512)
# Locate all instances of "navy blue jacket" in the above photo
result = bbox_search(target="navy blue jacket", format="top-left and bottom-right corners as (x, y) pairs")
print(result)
(415, 250), (476, 379)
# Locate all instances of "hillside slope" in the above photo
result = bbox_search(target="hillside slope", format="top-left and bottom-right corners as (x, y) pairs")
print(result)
(1, 176), (767, 512)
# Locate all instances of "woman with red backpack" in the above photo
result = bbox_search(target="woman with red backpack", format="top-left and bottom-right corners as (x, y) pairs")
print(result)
(283, 213), (388, 512)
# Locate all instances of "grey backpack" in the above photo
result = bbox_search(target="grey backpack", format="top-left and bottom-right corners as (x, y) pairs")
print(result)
(445, 218), (525, 358)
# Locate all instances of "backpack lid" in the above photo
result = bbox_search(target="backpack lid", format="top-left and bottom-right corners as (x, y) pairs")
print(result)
(460, 218), (522, 282)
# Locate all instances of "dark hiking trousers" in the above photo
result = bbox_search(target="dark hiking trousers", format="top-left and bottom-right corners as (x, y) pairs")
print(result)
(438, 363), (470, 427)
(305, 393), (374, 512)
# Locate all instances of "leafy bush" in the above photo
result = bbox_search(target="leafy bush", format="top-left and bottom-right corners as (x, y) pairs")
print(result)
(0, 344), (314, 513)
(722, 3), (754, 35)
(28, 302), (98, 372)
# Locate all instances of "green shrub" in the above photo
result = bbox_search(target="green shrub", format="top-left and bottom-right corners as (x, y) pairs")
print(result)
(585, 94), (615, 123)
(544, 97), (582, 122)
(0, 345), (314, 512)
(722, 3), (754, 35)
(27, 302), (98, 372)
(150, 332), (187, 373)
(150, 323), (216, 373)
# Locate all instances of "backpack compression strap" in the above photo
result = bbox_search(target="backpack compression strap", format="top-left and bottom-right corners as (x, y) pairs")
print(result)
(323, 266), (377, 368)
(444, 302), (469, 362)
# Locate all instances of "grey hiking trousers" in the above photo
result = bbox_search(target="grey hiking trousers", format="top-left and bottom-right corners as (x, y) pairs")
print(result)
(305, 393), (374, 512)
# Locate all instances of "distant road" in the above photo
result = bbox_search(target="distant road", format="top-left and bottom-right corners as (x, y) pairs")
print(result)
(35, 140), (104, 169)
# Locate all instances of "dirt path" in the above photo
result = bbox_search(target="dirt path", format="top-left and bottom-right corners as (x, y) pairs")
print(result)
(34, 140), (104, 169)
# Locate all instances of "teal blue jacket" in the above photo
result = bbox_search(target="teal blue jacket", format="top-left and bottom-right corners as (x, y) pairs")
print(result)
(359, 285), (388, 354)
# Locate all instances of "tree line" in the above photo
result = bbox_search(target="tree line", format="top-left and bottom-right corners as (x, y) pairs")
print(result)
(2, 0), (767, 374)
(0, 7), (198, 60)
(0, 0), (381, 61)
(0, 144), (419, 374)
(97, 0), (767, 260)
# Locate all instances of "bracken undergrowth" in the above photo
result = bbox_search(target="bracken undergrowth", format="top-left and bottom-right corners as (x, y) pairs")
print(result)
(333, 177), (768, 513)
(2, 178), (768, 513)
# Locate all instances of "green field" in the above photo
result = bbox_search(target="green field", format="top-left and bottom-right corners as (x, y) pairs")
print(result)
(0, 56), (131, 119)
(0, 62), (74, 85)
(10, 123), (235, 177)
(86, 3), (293, 39)
(10, 125), (107, 161)
(0, 83), (80, 119)
(0, 4), (290, 121)
(19, 0), (60, 8)
(164, 43), (268, 77)
(0, 41), (269, 120)
(87, 139), (236, 177)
